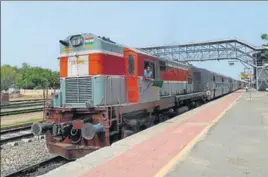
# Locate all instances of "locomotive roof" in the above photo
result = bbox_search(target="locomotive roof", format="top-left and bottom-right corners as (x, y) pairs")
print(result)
(191, 65), (238, 81)
(64, 33), (241, 82)
(102, 36), (191, 68)
(65, 33), (191, 68)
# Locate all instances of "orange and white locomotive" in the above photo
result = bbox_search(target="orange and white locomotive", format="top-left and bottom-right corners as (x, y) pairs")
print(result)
(32, 33), (242, 160)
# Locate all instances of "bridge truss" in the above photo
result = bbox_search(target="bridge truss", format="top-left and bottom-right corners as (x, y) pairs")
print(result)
(139, 39), (268, 91)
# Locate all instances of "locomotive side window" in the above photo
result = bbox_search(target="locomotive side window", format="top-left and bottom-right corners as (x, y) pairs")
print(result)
(212, 76), (216, 82)
(128, 55), (134, 75)
(159, 60), (167, 71)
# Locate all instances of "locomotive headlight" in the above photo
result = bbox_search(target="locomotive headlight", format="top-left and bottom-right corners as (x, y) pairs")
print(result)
(70, 35), (84, 47)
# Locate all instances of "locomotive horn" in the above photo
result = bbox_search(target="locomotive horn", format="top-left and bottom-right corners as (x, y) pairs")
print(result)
(81, 123), (104, 140)
(59, 40), (69, 47)
(31, 122), (54, 136)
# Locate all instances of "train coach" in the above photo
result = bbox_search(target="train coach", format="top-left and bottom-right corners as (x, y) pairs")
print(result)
(31, 33), (243, 160)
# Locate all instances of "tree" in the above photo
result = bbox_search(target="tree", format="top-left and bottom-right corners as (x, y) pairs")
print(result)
(1, 63), (60, 90)
(261, 33), (268, 56)
(261, 33), (268, 41)
(51, 71), (60, 88)
(16, 66), (54, 89)
(15, 63), (35, 89)
(1, 65), (18, 91)
(9, 63), (60, 89)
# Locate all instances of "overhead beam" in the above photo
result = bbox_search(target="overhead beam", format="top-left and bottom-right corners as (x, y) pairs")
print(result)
(138, 39), (268, 91)
(139, 39), (264, 68)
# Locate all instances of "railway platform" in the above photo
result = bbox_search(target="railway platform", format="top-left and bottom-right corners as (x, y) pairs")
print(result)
(39, 89), (268, 177)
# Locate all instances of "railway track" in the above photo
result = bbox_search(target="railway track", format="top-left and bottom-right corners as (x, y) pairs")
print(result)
(1, 124), (32, 134)
(4, 156), (69, 177)
(0, 120), (46, 145)
(0, 99), (48, 116)
(1, 101), (45, 109)
(0, 107), (44, 116)
(9, 99), (45, 103)
(0, 125), (34, 145)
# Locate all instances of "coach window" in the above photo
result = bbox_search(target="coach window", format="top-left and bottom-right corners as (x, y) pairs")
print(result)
(144, 61), (155, 79)
(128, 54), (134, 75)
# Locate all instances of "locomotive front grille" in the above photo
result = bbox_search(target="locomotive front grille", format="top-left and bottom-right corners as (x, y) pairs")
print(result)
(65, 77), (92, 104)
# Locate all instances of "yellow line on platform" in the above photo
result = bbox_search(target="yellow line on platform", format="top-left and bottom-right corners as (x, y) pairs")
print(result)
(154, 91), (245, 177)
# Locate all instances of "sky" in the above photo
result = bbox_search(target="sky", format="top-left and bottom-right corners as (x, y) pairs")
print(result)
(1, 1), (268, 79)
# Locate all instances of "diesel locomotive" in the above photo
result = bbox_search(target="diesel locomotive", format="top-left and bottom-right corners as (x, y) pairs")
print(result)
(31, 33), (243, 160)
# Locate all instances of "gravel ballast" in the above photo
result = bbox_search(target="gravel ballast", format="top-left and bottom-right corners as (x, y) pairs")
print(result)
(1, 139), (55, 177)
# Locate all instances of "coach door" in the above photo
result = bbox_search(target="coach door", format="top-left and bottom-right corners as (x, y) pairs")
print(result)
(124, 48), (139, 103)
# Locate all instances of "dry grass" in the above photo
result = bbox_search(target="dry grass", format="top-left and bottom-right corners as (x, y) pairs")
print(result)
(0, 117), (43, 129)
(1, 112), (44, 125)
(9, 94), (52, 101)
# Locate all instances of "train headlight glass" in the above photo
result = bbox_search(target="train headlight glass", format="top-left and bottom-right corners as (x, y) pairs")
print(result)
(70, 35), (84, 47)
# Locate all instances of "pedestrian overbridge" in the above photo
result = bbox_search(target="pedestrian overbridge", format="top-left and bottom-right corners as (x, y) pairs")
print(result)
(138, 39), (268, 91)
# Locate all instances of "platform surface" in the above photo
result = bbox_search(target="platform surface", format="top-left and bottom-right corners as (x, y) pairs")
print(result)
(40, 90), (268, 177)
(165, 90), (268, 177)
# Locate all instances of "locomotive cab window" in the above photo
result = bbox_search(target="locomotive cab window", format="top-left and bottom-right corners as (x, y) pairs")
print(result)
(144, 61), (155, 79)
(128, 54), (134, 75)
